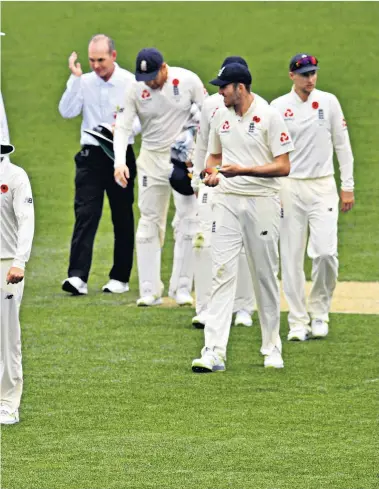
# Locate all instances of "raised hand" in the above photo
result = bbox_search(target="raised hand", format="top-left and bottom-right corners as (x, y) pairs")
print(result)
(68, 51), (82, 77)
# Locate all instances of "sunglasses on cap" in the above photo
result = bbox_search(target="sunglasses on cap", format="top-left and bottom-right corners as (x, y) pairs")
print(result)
(292, 55), (318, 70)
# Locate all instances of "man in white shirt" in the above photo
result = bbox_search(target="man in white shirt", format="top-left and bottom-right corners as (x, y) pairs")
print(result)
(0, 142), (35, 424)
(191, 63), (293, 373)
(114, 48), (205, 306)
(271, 53), (355, 341)
(59, 34), (138, 296)
(192, 56), (257, 330)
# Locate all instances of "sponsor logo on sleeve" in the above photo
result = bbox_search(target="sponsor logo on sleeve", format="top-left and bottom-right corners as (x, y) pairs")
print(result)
(342, 118), (347, 128)
(220, 120), (230, 133)
(24, 196), (33, 204)
(280, 132), (290, 145)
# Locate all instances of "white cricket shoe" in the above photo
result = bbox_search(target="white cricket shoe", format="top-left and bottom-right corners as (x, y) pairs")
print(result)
(264, 347), (284, 369)
(287, 326), (309, 342)
(192, 347), (226, 373)
(192, 311), (207, 329)
(102, 279), (129, 294)
(175, 288), (194, 306)
(311, 319), (329, 338)
(62, 277), (88, 295)
(0, 406), (19, 425)
(234, 309), (253, 327)
(136, 295), (163, 307)
(137, 282), (164, 307)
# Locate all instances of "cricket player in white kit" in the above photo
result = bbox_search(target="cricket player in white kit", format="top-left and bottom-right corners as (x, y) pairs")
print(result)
(114, 48), (205, 306)
(271, 54), (355, 341)
(192, 56), (259, 329)
(191, 64), (293, 372)
(0, 142), (35, 424)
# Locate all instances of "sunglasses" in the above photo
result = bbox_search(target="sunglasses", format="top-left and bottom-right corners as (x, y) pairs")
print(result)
(291, 55), (318, 70)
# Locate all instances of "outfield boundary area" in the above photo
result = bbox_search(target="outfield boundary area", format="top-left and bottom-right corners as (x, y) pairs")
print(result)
(159, 281), (379, 315)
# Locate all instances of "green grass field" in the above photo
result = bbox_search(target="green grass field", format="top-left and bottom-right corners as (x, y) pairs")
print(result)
(1, 2), (379, 488)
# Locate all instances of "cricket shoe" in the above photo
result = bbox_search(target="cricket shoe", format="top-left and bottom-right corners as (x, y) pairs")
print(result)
(175, 288), (194, 306)
(287, 326), (309, 342)
(234, 309), (253, 327)
(264, 347), (284, 369)
(137, 282), (164, 307)
(311, 319), (329, 338)
(192, 347), (226, 373)
(62, 277), (88, 295)
(0, 406), (19, 425)
(102, 279), (129, 294)
(192, 311), (207, 329)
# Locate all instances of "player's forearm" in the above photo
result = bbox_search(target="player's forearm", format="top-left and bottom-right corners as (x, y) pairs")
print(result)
(335, 144), (354, 191)
(14, 213), (35, 270)
(242, 156), (290, 177)
(206, 153), (222, 168)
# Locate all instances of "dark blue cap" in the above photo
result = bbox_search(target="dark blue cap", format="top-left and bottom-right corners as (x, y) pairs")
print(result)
(221, 56), (248, 69)
(210, 62), (252, 87)
(135, 48), (164, 82)
(289, 53), (319, 74)
(169, 159), (194, 196)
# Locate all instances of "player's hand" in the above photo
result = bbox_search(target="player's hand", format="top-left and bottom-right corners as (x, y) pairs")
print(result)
(204, 171), (220, 187)
(340, 190), (354, 213)
(114, 165), (130, 188)
(6, 267), (24, 284)
(218, 164), (243, 178)
(68, 51), (82, 77)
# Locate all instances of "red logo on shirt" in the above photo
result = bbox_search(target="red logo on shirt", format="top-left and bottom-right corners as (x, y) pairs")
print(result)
(222, 121), (230, 131)
(342, 118), (347, 127)
(284, 108), (294, 117)
(172, 79), (179, 86)
(141, 89), (151, 99)
(1, 184), (9, 194)
(253, 116), (261, 123)
(312, 101), (319, 109)
(280, 132), (289, 143)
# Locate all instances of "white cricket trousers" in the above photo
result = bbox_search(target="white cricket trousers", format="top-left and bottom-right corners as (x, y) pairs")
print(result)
(136, 147), (198, 298)
(280, 176), (339, 328)
(193, 185), (256, 315)
(204, 193), (282, 358)
(0, 259), (24, 412)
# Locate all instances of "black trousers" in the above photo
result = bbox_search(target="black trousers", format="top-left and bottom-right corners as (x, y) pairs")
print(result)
(68, 145), (136, 283)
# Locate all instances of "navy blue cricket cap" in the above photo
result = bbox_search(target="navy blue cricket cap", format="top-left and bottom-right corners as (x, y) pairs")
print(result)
(210, 62), (252, 87)
(289, 53), (319, 74)
(135, 48), (164, 82)
(221, 56), (248, 69)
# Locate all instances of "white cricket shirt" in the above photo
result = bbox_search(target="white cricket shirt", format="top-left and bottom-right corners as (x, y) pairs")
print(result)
(208, 95), (294, 196)
(58, 63), (140, 146)
(0, 158), (34, 269)
(113, 66), (205, 167)
(271, 87), (354, 190)
(193, 92), (269, 180)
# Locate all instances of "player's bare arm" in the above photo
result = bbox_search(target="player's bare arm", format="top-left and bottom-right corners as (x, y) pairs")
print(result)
(340, 190), (354, 213)
(6, 267), (25, 284)
(220, 153), (290, 178)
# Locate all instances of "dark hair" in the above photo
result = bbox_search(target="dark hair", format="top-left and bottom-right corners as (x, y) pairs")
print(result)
(233, 82), (251, 92)
(89, 34), (115, 54)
